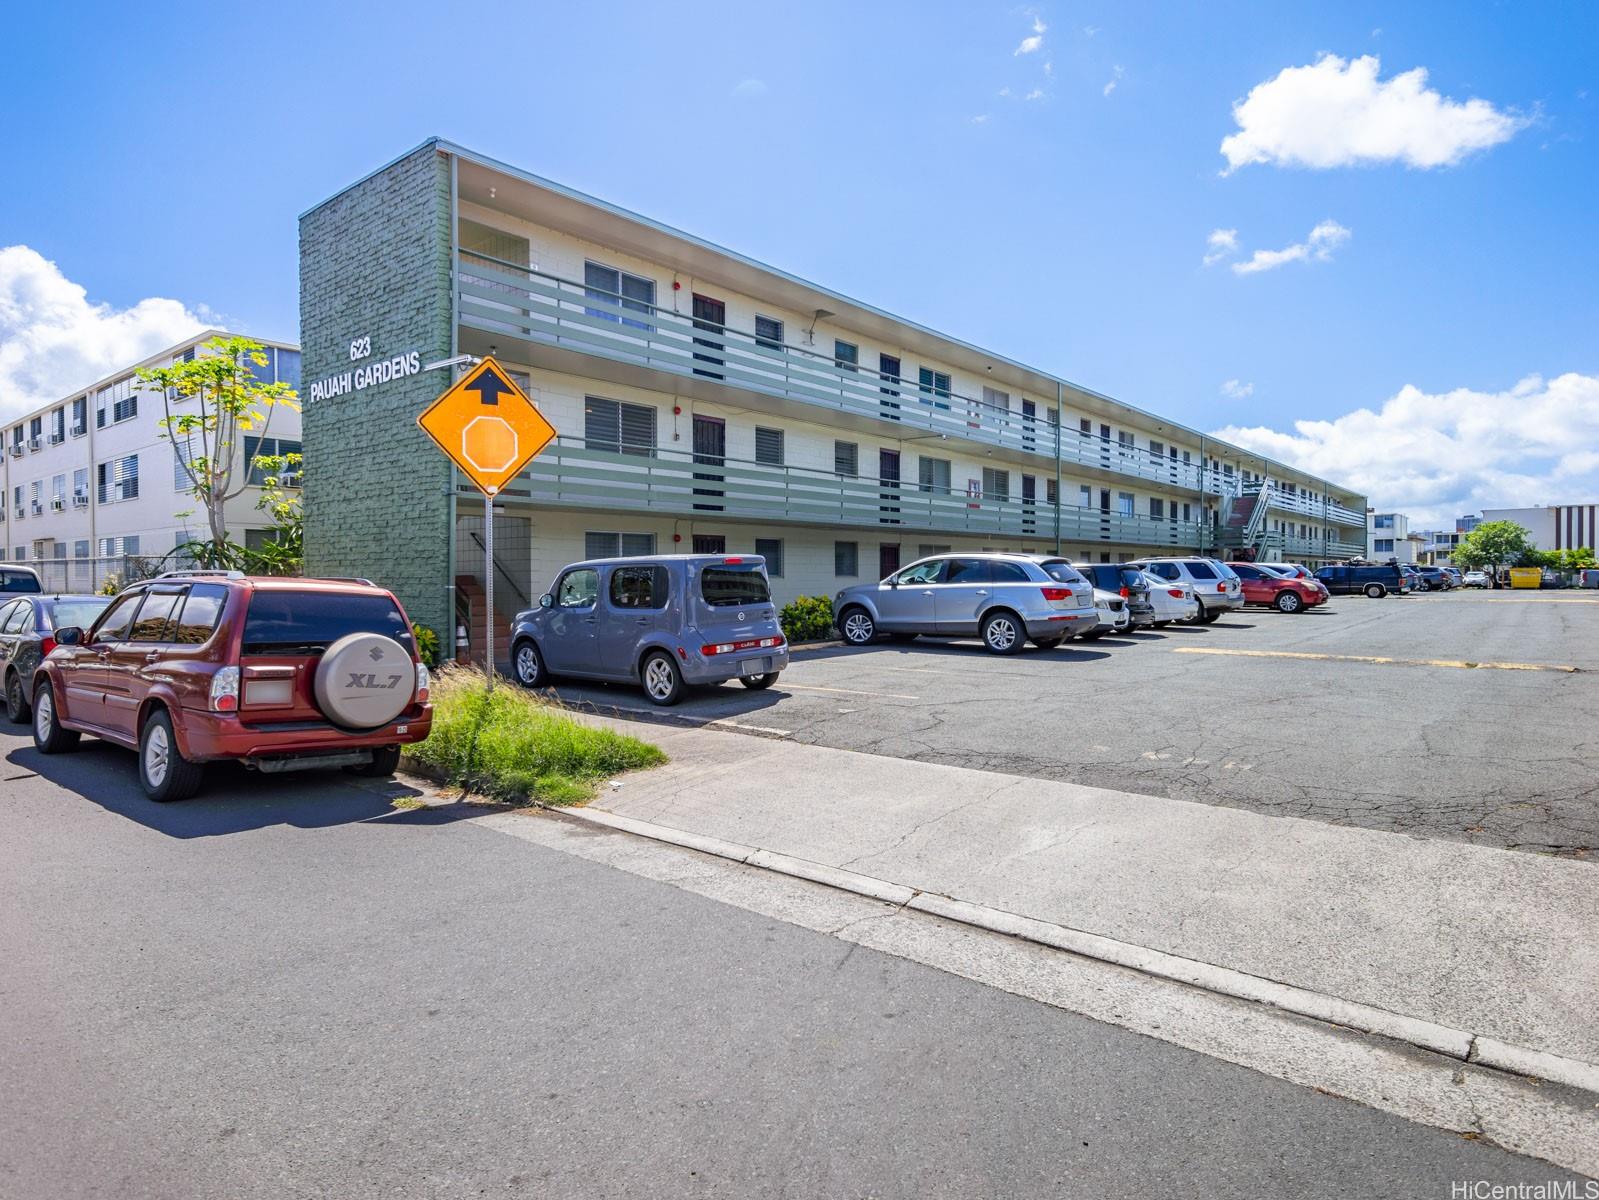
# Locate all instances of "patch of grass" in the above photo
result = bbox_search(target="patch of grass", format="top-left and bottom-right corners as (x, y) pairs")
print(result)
(404, 666), (665, 805)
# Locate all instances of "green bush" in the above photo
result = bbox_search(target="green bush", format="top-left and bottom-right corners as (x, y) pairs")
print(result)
(411, 623), (442, 668)
(780, 595), (836, 643)
(405, 667), (665, 805)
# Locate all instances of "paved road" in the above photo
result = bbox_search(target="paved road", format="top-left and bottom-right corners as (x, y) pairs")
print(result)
(547, 591), (1599, 857)
(1, 730), (1580, 1198)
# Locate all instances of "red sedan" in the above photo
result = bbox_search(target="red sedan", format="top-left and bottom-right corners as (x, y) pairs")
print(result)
(1226, 562), (1328, 613)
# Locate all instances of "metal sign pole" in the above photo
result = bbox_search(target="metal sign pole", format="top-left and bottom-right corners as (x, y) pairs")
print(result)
(484, 485), (496, 689)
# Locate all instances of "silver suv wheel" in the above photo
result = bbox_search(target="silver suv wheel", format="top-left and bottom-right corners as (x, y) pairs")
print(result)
(143, 722), (170, 788)
(644, 656), (677, 702)
(842, 610), (875, 645)
(982, 612), (1019, 653)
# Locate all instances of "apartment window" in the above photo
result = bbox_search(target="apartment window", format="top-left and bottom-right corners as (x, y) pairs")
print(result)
(981, 467), (1010, 503)
(754, 538), (784, 577)
(754, 427), (785, 466)
(918, 544), (952, 558)
(10, 485), (20, 515)
(50, 474), (65, 507)
(834, 340), (858, 372)
(96, 455), (139, 504)
(70, 397), (87, 435)
(1078, 485), (1093, 509)
(30, 416), (42, 441)
(584, 397), (657, 457)
(833, 440), (858, 478)
(1375, 539), (1394, 553)
(241, 436), (304, 486)
(1182, 502), (1192, 522)
(834, 541), (859, 577)
(1222, 463), (1235, 477)
(1079, 418), (1092, 437)
(1046, 479), (1058, 505)
(1374, 514), (1394, 529)
(917, 456), (951, 494)
(584, 531), (658, 559)
(583, 261), (655, 330)
(96, 377), (137, 427)
(878, 354), (902, 400)
(1149, 440), (1164, 459)
(98, 535), (141, 557)
(49, 408), (64, 442)
(1117, 431), (1134, 451)
(30, 481), (42, 512)
(1117, 492), (1134, 517)
(74, 540), (89, 558)
(917, 368), (952, 409)
(1150, 498), (1165, 520)
(755, 315), (784, 351)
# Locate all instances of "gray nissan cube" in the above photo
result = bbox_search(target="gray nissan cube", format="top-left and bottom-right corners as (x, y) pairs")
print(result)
(508, 554), (788, 706)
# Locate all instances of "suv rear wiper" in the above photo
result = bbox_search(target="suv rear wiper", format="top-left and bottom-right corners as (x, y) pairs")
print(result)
(241, 642), (329, 656)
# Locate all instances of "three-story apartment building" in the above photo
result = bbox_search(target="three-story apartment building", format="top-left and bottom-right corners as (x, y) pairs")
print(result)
(0, 331), (302, 590)
(298, 140), (1366, 647)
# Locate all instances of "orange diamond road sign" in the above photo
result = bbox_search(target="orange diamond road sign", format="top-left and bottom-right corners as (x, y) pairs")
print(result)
(416, 357), (556, 495)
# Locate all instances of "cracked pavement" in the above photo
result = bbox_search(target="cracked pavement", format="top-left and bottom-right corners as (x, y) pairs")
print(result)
(549, 591), (1599, 859)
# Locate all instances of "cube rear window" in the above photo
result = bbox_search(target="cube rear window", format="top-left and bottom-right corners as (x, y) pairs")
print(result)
(242, 592), (411, 654)
(700, 565), (770, 607)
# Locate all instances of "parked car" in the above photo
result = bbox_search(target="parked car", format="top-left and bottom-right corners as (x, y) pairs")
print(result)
(1411, 565), (1452, 591)
(31, 572), (432, 801)
(1226, 561), (1327, 613)
(1, 565), (43, 594)
(1124, 558), (1243, 623)
(1081, 588), (1133, 639)
(513, 553), (787, 706)
(1315, 562), (1408, 598)
(1441, 567), (1464, 588)
(833, 552), (1098, 655)
(1258, 562), (1332, 602)
(1, 594), (111, 722)
(1463, 569), (1489, 588)
(1136, 571), (1201, 626)
(1074, 562), (1157, 626)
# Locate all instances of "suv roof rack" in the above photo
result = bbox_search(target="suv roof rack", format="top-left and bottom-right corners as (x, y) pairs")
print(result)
(323, 577), (377, 587)
(155, 569), (246, 580)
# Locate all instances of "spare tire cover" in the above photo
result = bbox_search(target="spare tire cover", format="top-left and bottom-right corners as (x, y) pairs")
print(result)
(313, 633), (416, 730)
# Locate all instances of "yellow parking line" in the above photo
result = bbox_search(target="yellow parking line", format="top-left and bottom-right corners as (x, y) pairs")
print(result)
(781, 682), (921, 700)
(1172, 647), (1581, 673)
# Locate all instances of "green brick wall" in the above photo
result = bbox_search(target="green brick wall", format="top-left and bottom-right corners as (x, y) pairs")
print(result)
(298, 143), (454, 637)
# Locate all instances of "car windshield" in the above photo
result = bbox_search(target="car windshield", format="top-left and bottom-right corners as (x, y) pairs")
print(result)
(241, 591), (411, 654)
(44, 598), (111, 630)
(700, 563), (771, 607)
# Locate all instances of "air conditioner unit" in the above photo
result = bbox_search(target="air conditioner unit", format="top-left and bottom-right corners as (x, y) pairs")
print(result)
(72, 493), (89, 508)
(6, 444), (21, 457)
(279, 473), (302, 488)
(28, 437), (42, 451)
(70, 423), (86, 437)
(32, 501), (44, 514)
(51, 497), (64, 511)
(49, 433), (64, 445)
(12, 508), (23, 520)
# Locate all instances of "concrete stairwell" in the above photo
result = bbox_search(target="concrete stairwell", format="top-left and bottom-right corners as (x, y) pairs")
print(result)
(454, 575), (512, 669)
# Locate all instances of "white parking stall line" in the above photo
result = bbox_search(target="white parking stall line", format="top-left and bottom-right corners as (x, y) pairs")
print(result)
(779, 682), (920, 701)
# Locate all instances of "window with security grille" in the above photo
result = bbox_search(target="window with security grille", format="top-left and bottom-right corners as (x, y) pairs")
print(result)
(917, 367), (952, 409)
(918, 544), (951, 557)
(918, 456), (951, 494)
(754, 538), (783, 577)
(1150, 498), (1165, 520)
(585, 531), (658, 559)
(833, 440), (858, 478)
(242, 436), (304, 486)
(755, 427), (784, 466)
(755, 315), (784, 350)
(584, 397), (657, 457)
(583, 261), (655, 331)
(834, 541), (858, 577)
(97, 455), (139, 504)
(981, 467), (1009, 503)
(834, 340), (858, 372)
(1117, 491), (1134, 517)
(96, 377), (137, 427)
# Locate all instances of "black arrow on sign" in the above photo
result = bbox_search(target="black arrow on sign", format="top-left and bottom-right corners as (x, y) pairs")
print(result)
(465, 365), (512, 406)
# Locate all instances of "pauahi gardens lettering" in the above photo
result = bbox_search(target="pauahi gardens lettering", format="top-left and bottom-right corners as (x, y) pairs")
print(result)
(308, 350), (423, 403)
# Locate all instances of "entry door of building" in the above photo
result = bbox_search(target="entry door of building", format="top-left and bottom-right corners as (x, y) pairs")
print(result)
(692, 295), (725, 379)
(692, 415), (725, 511)
(878, 449), (901, 524)
(878, 544), (900, 579)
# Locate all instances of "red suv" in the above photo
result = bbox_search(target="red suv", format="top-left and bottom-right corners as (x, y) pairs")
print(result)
(30, 572), (432, 802)
(1226, 562), (1328, 614)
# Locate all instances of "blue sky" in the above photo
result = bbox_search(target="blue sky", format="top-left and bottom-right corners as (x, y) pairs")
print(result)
(2, 0), (1595, 524)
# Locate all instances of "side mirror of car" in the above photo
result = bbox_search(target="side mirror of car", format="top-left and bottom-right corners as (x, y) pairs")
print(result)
(54, 626), (83, 646)
(538, 593), (554, 609)
(887, 579), (899, 588)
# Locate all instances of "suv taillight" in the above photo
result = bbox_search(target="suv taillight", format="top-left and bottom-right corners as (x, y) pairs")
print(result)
(416, 661), (430, 703)
(1041, 587), (1073, 602)
(1118, 586), (1130, 598)
(40, 635), (56, 657)
(210, 666), (240, 713)
(702, 636), (785, 656)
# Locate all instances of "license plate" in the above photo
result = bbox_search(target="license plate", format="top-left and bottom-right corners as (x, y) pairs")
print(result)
(740, 659), (763, 677)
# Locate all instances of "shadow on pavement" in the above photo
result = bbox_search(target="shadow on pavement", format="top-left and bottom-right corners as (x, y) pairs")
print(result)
(773, 639), (1114, 665)
(3, 739), (479, 840)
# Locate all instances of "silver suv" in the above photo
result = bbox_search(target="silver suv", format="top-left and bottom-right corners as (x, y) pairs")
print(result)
(509, 554), (788, 706)
(1124, 557), (1243, 623)
(832, 553), (1098, 654)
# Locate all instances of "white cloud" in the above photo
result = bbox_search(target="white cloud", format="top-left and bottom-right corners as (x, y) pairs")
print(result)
(1083, 25), (1099, 37)
(1026, 88), (1045, 102)
(1220, 53), (1528, 172)
(731, 78), (768, 98)
(1103, 65), (1124, 97)
(998, 86), (1012, 97)
(1220, 379), (1254, 399)
(1232, 219), (1350, 275)
(1015, 13), (1046, 55)
(970, 113), (991, 125)
(1043, 61), (1054, 76)
(1202, 228), (1240, 266)
(1214, 372), (1599, 525)
(0, 245), (208, 421)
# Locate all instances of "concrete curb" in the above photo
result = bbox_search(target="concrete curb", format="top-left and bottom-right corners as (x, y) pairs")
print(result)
(563, 805), (1599, 1099)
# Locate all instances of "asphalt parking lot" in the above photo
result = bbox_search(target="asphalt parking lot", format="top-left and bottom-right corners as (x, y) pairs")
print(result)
(548, 590), (1599, 858)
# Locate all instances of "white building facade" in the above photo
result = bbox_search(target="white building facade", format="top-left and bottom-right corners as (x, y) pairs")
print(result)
(1481, 504), (1599, 552)
(0, 331), (302, 590)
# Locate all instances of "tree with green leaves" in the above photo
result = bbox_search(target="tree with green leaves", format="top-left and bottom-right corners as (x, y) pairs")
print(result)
(136, 336), (299, 548)
(1451, 520), (1535, 576)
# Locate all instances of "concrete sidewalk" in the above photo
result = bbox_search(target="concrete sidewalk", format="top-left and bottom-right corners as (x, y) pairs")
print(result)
(571, 716), (1599, 1080)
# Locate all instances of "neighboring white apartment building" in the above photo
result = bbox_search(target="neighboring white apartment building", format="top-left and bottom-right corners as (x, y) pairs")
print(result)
(1367, 511), (1425, 564)
(0, 330), (301, 589)
(1481, 503), (1599, 552)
